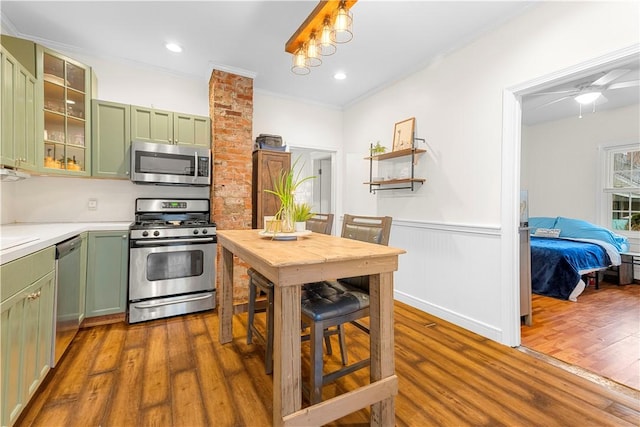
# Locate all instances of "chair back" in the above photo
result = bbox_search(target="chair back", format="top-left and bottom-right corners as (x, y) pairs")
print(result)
(341, 214), (392, 246)
(306, 213), (334, 235)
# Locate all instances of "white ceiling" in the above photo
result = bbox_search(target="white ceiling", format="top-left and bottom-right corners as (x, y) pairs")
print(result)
(1, 1), (638, 123)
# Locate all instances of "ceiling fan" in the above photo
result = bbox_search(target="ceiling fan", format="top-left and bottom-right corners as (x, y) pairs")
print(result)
(532, 68), (640, 112)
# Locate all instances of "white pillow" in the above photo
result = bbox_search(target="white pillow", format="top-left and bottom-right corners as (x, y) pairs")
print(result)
(534, 228), (561, 238)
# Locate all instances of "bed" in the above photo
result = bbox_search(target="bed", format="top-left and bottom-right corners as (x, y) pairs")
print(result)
(529, 217), (629, 301)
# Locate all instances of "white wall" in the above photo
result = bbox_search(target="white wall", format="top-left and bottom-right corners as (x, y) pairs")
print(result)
(7, 176), (208, 223)
(253, 91), (343, 219)
(342, 1), (639, 344)
(66, 52), (210, 116)
(522, 104), (640, 222)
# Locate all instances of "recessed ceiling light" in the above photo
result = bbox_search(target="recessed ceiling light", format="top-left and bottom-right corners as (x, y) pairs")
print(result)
(334, 72), (346, 80)
(165, 43), (183, 53)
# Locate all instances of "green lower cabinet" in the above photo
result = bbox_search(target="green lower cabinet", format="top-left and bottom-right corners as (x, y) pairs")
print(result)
(85, 231), (128, 318)
(1, 269), (55, 427)
(78, 232), (88, 323)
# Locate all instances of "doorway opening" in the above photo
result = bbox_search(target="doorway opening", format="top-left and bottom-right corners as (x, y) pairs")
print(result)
(289, 147), (336, 221)
(505, 46), (639, 390)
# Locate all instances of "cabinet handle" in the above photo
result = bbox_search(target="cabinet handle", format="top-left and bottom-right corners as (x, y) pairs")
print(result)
(27, 291), (41, 300)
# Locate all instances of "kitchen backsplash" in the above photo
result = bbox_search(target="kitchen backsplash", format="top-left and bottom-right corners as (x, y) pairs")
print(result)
(1, 176), (209, 224)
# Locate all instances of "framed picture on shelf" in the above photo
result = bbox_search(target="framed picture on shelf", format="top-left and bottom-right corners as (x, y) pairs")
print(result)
(392, 117), (415, 151)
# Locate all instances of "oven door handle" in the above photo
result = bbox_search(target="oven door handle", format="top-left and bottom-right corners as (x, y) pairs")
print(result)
(134, 293), (213, 309)
(134, 237), (216, 245)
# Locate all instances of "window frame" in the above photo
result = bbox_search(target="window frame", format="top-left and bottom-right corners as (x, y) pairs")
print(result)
(597, 141), (640, 237)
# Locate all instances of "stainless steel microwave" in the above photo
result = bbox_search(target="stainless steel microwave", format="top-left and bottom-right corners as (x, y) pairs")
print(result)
(130, 141), (211, 186)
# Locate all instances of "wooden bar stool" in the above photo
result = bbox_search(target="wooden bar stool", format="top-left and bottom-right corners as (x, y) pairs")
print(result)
(246, 213), (341, 374)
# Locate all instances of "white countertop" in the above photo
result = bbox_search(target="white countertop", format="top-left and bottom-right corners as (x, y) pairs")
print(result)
(0, 222), (131, 265)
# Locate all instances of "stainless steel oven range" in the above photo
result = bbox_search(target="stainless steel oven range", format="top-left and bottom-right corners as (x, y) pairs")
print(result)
(128, 198), (216, 323)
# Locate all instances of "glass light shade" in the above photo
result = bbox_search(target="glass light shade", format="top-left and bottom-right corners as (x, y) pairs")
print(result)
(331, 3), (353, 44)
(575, 91), (602, 105)
(291, 48), (310, 75)
(305, 35), (322, 67)
(319, 18), (337, 56)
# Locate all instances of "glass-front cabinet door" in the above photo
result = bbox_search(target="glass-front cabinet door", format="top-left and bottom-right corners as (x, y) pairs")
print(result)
(39, 48), (90, 174)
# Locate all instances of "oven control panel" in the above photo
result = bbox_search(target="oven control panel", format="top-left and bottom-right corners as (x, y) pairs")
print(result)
(162, 201), (187, 209)
(130, 226), (217, 240)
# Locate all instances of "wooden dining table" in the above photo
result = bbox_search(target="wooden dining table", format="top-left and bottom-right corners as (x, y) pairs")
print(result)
(216, 229), (405, 426)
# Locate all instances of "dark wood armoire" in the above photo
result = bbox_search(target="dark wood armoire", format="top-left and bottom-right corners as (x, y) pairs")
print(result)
(252, 150), (291, 229)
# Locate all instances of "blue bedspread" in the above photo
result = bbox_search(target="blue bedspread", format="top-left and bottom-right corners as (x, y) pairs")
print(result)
(530, 237), (612, 300)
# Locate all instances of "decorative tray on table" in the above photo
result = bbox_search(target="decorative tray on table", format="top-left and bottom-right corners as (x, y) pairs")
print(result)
(258, 230), (312, 241)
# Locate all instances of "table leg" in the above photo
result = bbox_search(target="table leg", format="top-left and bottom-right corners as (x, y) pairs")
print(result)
(219, 247), (234, 344)
(273, 284), (301, 427)
(369, 272), (395, 426)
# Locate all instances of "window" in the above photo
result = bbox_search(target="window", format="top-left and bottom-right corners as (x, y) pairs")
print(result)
(602, 144), (640, 233)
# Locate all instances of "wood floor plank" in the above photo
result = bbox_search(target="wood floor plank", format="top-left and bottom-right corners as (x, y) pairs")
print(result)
(141, 404), (172, 427)
(104, 347), (144, 426)
(90, 322), (126, 374)
(142, 324), (169, 408)
(16, 301), (640, 427)
(192, 333), (240, 426)
(46, 325), (107, 405)
(66, 372), (114, 427)
(171, 370), (207, 426)
(166, 316), (195, 373)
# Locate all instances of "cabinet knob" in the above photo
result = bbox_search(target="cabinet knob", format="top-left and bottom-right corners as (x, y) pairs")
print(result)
(122, 235), (127, 239)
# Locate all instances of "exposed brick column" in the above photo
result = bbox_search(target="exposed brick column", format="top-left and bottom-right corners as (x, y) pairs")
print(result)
(209, 70), (253, 304)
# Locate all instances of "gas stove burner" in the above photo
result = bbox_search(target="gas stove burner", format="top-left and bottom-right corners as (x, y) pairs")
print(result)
(130, 198), (216, 240)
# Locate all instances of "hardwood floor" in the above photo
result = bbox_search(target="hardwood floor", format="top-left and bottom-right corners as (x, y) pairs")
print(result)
(18, 301), (640, 426)
(522, 281), (640, 390)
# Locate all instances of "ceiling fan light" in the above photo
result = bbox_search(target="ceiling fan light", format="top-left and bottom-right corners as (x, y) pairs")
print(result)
(291, 47), (310, 75)
(575, 91), (602, 105)
(331, 2), (353, 44)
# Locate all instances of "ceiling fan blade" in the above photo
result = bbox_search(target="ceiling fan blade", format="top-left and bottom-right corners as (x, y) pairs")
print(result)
(530, 89), (579, 96)
(607, 80), (640, 90)
(591, 69), (630, 86)
(534, 95), (572, 109)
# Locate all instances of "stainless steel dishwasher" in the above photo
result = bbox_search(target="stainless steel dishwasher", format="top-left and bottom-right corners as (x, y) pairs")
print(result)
(52, 235), (82, 367)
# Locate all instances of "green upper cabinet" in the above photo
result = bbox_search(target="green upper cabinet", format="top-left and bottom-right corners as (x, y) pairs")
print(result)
(132, 105), (210, 147)
(131, 106), (174, 144)
(37, 45), (92, 175)
(91, 100), (131, 179)
(0, 44), (38, 171)
(174, 113), (211, 147)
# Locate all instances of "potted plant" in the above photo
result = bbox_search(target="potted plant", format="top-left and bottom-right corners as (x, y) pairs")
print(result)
(264, 157), (315, 233)
(370, 141), (387, 155)
(293, 202), (314, 232)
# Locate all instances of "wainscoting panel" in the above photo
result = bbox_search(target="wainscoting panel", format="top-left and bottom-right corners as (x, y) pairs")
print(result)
(389, 219), (506, 342)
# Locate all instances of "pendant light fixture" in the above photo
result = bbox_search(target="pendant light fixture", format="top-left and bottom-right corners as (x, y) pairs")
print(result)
(291, 46), (310, 75)
(285, 0), (357, 75)
(319, 18), (337, 56)
(331, 1), (353, 43)
(306, 32), (322, 67)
